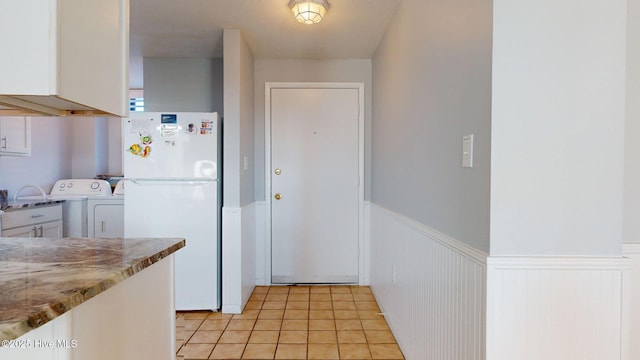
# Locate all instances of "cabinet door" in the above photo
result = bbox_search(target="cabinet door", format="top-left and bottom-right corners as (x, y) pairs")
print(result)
(93, 205), (124, 238)
(58, 0), (129, 116)
(0, 117), (31, 156)
(0, 0), (128, 116)
(3, 221), (62, 238)
(2, 225), (36, 238)
(41, 220), (63, 238)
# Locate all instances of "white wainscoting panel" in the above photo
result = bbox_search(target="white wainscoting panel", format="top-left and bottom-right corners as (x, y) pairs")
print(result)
(486, 256), (631, 360)
(222, 206), (242, 313)
(369, 202), (487, 360)
(241, 202), (257, 307)
(222, 203), (257, 313)
(255, 201), (267, 285)
(360, 201), (371, 285)
(624, 244), (640, 360)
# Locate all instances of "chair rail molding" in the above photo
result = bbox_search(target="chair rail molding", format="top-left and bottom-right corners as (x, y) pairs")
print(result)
(369, 202), (487, 360)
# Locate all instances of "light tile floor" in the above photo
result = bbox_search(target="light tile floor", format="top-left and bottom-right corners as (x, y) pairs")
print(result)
(176, 285), (405, 359)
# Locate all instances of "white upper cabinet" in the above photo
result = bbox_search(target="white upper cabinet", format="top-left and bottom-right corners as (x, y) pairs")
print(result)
(0, 0), (129, 117)
(0, 116), (31, 156)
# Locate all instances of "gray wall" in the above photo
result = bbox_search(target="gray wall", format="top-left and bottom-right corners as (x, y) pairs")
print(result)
(223, 30), (255, 207)
(71, 117), (108, 178)
(491, 0), (626, 255)
(371, 0), (492, 253)
(144, 57), (223, 114)
(107, 117), (122, 175)
(0, 116), (121, 197)
(625, 0), (640, 244)
(253, 59), (373, 202)
(0, 117), (72, 196)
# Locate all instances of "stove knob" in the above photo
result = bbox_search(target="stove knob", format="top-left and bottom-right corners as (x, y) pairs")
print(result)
(91, 182), (100, 190)
(67, 183), (73, 188)
(60, 183), (66, 188)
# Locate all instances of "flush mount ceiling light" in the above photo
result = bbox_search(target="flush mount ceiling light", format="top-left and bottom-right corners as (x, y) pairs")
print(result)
(289, 0), (330, 25)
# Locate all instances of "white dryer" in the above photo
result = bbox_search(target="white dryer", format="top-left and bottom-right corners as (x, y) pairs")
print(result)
(87, 180), (124, 238)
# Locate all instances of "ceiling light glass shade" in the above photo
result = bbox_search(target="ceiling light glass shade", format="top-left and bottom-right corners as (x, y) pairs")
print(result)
(289, 0), (330, 24)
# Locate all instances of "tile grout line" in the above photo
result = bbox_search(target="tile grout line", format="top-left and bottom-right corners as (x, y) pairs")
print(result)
(176, 286), (403, 360)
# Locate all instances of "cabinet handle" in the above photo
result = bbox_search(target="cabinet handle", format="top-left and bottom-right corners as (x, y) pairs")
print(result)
(38, 226), (43, 237)
(1, 137), (6, 150)
(101, 221), (106, 233)
(31, 214), (44, 219)
(31, 226), (37, 237)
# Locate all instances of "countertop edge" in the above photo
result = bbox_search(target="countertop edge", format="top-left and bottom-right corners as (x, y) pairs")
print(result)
(1, 200), (65, 212)
(0, 238), (185, 342)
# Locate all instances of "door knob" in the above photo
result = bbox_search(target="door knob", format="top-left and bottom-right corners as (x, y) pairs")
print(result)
(274, 168), (282, 175)
(274, 193), (282, 200)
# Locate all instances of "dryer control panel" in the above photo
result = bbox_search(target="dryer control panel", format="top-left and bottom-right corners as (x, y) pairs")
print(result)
(51, 179), (112, 196)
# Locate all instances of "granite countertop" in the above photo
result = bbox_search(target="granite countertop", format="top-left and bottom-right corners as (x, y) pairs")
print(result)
(0, 237), (185, 341)
(0, 199), (65, 212)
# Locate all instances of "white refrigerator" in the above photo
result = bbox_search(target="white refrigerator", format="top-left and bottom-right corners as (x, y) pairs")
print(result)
(123, 112), (221, 311)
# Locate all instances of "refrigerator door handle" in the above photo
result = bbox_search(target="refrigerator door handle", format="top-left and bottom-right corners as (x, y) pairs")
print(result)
(127, 178), (217, 186)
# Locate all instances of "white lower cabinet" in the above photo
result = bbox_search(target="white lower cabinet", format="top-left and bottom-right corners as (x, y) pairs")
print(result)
(1, 204), (63, 238)
(2, 224), (36, 238)
(41, 220), (63, 238)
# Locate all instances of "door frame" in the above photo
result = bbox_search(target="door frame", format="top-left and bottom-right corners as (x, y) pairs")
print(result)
(264, 82), (365, 285)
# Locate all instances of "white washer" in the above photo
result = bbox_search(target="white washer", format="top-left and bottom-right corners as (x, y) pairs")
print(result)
(19, 179), (112, 237)
(87, 180), (124, 238)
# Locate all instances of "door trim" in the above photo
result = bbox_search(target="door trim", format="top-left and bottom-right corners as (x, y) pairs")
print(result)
(264, 82), (365, 285)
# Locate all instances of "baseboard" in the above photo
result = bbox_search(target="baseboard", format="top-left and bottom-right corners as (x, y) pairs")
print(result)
(369, 202), (487, 360)
(221, 304), (242, 314)
(487, 255), (631, 360)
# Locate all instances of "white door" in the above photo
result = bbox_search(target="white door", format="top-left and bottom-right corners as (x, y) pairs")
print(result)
(270, 87), (360, 284)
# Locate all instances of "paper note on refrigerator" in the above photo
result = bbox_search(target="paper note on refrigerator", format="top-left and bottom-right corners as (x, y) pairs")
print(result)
(128, 118), (154, 134)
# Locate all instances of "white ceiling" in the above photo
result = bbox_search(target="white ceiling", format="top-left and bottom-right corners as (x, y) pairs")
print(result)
(129, 0), (401, 88)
